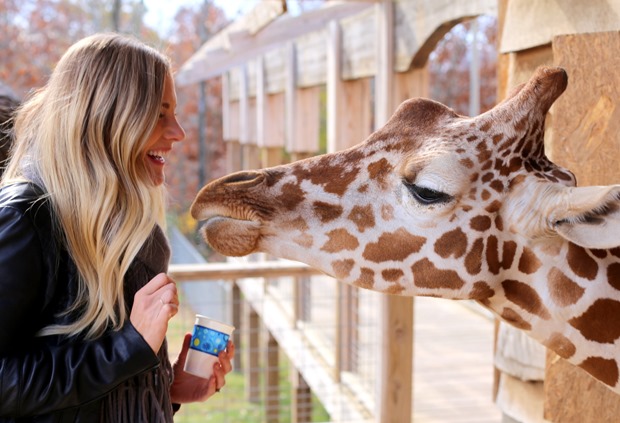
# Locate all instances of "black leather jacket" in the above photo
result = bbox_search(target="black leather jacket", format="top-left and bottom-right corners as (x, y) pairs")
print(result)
(0, 183), (161, 422)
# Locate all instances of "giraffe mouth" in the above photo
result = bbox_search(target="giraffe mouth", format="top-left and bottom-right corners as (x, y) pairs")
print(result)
(200, 215), (262, 256)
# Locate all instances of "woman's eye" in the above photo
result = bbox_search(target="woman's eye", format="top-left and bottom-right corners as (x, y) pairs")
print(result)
(405, 182), (453, 205)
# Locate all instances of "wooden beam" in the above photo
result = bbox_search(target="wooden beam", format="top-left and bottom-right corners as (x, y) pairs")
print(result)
(169, 261), (323, 282)
(265, 332), (280, 422)
(244, 303), (261, 403)
(176, 1), (376, 85)
(373, 2), (414, 423)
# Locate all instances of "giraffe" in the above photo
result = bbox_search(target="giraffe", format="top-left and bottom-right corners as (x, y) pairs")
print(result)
(190, 66), (620, 392)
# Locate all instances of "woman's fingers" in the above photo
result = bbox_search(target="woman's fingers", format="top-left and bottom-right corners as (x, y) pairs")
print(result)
(130, 273), (178, 353)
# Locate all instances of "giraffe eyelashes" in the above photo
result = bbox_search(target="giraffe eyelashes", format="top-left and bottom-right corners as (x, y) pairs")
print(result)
(404, 182), (453, 205)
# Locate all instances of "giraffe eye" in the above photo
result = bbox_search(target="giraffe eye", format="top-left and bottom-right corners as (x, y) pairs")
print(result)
(405, 183), (453, 205)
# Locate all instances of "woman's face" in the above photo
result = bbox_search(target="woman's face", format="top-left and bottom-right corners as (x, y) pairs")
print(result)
(143, 73), (185, 186)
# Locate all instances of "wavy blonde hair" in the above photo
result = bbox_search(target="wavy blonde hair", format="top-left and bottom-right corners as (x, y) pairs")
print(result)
(3, 33), (170, 339)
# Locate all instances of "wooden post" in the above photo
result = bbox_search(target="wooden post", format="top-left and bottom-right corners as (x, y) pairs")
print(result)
(374, 2), (414, 422)
(291, 366), (312, 423)
(244, 302), (261, 403)
(232, 282), (242, 372)
(265, 331), (280, 422)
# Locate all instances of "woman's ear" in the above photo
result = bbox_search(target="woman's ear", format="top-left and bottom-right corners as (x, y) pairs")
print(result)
(552, 185), (620, 249)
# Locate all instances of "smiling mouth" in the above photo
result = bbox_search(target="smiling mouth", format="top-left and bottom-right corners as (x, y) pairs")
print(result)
(148, 150), (168, 164)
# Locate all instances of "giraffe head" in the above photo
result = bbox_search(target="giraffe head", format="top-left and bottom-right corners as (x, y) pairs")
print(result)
(192, 66), (620, 295)
(192, 67), (620, 390)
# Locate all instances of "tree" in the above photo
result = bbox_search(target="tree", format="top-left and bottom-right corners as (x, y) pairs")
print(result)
(429, 15), (498, 116)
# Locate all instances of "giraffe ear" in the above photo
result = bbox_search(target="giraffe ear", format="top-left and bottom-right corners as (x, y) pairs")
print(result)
(552, 185), (620, 249)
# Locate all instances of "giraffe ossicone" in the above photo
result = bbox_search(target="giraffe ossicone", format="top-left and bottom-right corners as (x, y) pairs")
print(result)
(191, 66), (620, 392)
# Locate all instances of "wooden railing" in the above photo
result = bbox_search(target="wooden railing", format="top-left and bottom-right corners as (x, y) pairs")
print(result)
(169, 259), (375, 422)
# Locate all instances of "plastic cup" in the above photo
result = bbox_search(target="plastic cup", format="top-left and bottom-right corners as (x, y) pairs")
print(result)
(183, 314), (235, 379)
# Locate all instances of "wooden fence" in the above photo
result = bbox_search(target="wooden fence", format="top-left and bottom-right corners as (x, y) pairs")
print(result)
(176, 0), (620, 421)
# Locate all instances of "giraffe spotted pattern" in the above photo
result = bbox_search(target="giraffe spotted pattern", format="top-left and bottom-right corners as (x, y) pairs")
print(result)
(191, 67), (620, 392)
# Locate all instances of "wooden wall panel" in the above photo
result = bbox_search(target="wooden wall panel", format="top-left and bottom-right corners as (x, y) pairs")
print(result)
(543, 31), (620, 422)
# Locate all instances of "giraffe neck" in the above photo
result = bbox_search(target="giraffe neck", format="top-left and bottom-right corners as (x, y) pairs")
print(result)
(480, 239), (620, 391)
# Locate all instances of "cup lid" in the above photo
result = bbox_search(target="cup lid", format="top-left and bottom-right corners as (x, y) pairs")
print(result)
(194, 314), (235, 334)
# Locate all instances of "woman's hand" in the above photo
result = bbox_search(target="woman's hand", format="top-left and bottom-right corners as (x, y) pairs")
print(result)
(130, 273), (179, 353)
(170, 333), (235, 404)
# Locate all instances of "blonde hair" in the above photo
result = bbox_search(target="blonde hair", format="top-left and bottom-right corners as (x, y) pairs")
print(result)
(3, 33), (170, 339)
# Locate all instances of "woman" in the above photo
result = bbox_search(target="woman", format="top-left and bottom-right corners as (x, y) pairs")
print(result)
(0, 33), (234, 422)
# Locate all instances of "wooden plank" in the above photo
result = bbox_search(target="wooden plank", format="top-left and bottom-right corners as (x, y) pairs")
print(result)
(244, 302), (261, 403)
(501, 0), (620, 54)
(374, 0), (395, 129)
(542, 31), (620, 423)
(291, 368), (312, 423)
(291, 86), (321, 154)
(373, 4), (413, 422)
(327, 19), (343, 154)
(377, 295), (414, 423)
(265, 331), (280, 422)
(176, 1), (376, 85)
(169, 261), (323, 282)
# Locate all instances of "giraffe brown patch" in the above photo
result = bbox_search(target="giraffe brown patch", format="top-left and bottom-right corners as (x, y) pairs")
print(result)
(567, 243), (599, 280)
(579, 357), (619, 387)
(363, 228), (426, 262)
(501, 307), (532, 330)
(518, 247), (542, 274)
(465, 238), (484, 275)
(353, 267), (375, 290)
(492, 133), (503, 144)
(486, 235), (500, 275)
(358, 184), (369, 193)
(383, 282), (406, 295)
(608, 263), (620, 291)
(547, 267), (585, 307)
(494, 215), (504, 231)
(479, 121), (492, 132)
(468, 281), (495, 299)
(502, 241), (517, 269)
(434, 228), (468, 259)
(412, 258), (465, 290)
(508, 174), (526, 188)
(293, 234), (314, 249)
(321, 228), (360, 253)
(481, 190), (491, 201)
(568, 299), (620, 343)
(277, 182), (306, 211)
(489, 180), (504, 193)
(313, 201), (343, 223)
(282, 216), (309, 231)
(470, 215), (491, 232)
(349, 205), (376, 233)
(485, 200), (502, 214)
(476, 142), (492, 163)
(460, 158), (474, 169)
(294, 155), (361, 196)
(590, 249), (607, 259)
(502, 280), (551, 319)
(470, 173), (479, 183)
(382, 268), (404, 282)
(381, 204), (394, 221)
(544, 333), (576, 359)
(367, 158), (392, 190)
(611, 247), (620, 258)
(481, 172), (494, 183)
(332, 259), (354, 279)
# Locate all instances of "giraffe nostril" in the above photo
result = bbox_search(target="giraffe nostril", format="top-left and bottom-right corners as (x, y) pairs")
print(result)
(220, 171), (263, 187)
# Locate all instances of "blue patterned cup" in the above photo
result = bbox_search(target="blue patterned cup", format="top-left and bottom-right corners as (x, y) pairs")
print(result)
(184, 315), (235, 379)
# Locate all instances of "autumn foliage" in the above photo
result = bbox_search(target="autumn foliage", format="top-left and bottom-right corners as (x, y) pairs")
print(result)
(0, 2), (497, 225)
